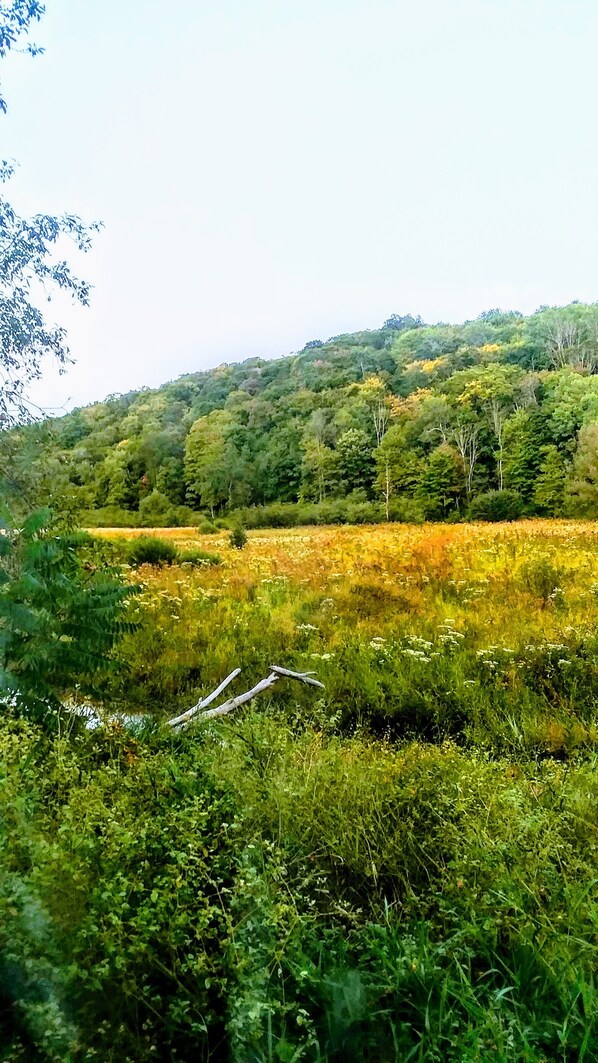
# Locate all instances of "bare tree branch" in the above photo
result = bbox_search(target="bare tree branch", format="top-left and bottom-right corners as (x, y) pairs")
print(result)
(268, 665), (325, 688)
(168, 665), (324, 731)
(167, 667), (241, 729)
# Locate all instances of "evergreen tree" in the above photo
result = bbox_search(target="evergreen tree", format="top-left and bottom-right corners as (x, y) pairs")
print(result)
(415, 444), (464, 519)
(337, 428), (373, 494)
(503, 409), (548, 505)
(566, 423), (598, 517)
(534, 445), (569, 516)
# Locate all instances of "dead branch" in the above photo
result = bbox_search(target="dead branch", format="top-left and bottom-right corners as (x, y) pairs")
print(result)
(167, 665), (324, 731)
(268, 665), (325, 689)
(167, 668), (241, 730)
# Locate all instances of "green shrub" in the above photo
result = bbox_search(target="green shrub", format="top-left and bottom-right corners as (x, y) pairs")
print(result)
(0, 510), (138, 719)
(0, 714), (597, 1061)
(229, 523), (248, 549)
(127, 535), (178, 566)
(86, 533), (131, 567)
(177, 548), (221, 566)
(468, 489), (524, 522)
(138, 490), (176, 528)
(172, 505), (202, 527)
(520, 555), (567, 605)
(197, 519), (218, 534)
(234, 498), (424, 529)
(83, 506), (140, 528)
(345, 499), (382, 524)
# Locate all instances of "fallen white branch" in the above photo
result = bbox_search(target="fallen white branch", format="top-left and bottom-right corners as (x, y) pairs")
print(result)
(167, 668), (241, 729)
(167, 665), (324, 731)
(268, 665), (325, 689)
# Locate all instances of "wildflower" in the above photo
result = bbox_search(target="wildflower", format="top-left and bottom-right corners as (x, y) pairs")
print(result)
(402, 649), (431, 662)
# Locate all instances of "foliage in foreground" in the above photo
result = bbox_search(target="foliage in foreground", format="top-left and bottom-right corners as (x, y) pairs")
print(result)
(0, 520), (596, 1060)
(0, 510), (137, 719)
(0, 715), (596, 1062)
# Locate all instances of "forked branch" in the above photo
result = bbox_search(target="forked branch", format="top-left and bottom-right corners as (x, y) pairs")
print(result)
(167, 665), (324, 732)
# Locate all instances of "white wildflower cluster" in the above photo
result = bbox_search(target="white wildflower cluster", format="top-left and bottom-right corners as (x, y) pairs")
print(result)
(296, 623), (318, 632)
(524, 642), (569, 655)
(528, 642), (573, 669)
(402, 648), (432, 662)
(369, 635), (387, 649)
(437, 620), (465, 649)
(369, 635), (391, 663)
(400, 635), (435, 664)
(475, 645), (516, 671)
(446, 578), (473, 599)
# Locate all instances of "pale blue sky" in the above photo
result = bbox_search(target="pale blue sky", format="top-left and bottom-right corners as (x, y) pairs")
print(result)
(3, 0), (598, 411)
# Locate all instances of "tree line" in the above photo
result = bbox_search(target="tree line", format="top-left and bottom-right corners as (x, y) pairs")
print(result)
(5, 304), (598, 525)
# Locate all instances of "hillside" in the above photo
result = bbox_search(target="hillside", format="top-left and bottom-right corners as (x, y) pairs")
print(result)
(5, 304), (598, 525)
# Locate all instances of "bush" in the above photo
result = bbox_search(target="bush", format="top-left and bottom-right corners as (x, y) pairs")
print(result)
(138, 490), (176, 528)
(197, 519), (218, 534)
(520, 555), (567, 605)
(127, 535), (178, 566)
(468, 489), (524, 522)
(0, 510), (137, 718)
(83, 506), (140, 528)
(229, 523), (248, 549)
(235, 498), (426, 529)
(172, 505), (203, 527)
(177, 548), (221, 566)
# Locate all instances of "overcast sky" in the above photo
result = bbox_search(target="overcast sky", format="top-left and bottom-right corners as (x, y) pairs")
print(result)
(3, 0), (598, 412)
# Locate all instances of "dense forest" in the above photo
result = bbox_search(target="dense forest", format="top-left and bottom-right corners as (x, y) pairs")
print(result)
(6, 303), (598, 526)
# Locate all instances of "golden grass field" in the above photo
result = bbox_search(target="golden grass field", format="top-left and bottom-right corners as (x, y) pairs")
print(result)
(95, 520), (598, 755)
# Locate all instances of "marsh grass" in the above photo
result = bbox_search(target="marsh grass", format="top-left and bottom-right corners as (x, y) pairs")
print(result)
(98, 521), (598, 757)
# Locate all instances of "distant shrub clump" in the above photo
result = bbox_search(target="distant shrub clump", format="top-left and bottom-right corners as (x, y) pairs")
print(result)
(177, 548), (221, 566)
(229, 523), (248, 549)
(468, 490), (524, 522)
(232, 498), (425, 529)
(520, 555), (567, 605)
(127, 535), (178, 566)
(84, 506), (142, 528)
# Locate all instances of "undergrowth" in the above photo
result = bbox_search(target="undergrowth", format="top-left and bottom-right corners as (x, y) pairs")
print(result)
(2, 521), (598, 1060)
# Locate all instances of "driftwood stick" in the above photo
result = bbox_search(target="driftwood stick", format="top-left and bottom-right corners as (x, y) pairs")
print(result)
(169, 664), (325, 731)
(196, 667), (242, 710)
(167, 667), (242, 729)
(178, 672), (280, 727)
(268, 665), (325, 689)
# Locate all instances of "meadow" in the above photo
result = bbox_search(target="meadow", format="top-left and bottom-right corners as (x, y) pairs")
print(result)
(101, 520), (598, 757)
(2, 520), (598, 1061)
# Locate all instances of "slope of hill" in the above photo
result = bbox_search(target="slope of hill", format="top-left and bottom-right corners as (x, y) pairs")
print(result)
(4, 305), (598, 525)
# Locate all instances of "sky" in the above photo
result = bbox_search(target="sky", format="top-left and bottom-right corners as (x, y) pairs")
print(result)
(2, 0), (598, 412)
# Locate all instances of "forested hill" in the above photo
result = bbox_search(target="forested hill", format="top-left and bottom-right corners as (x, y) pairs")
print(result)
(6, 304), (598, 525)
